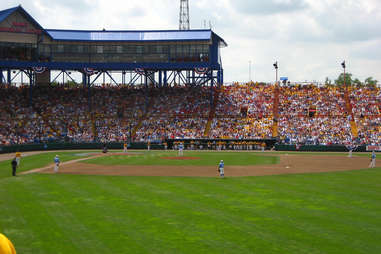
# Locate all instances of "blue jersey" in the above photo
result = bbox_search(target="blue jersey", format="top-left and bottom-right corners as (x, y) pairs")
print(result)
(219, 162), (224, 169)
(54, 157), (60, 163)
(179, 143), (184, 149)
(372, 152), (376, 159)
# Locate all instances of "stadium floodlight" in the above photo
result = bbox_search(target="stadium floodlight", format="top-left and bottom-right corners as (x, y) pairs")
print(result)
(273, 61), (278, 85)
(341, 60), (347, 88)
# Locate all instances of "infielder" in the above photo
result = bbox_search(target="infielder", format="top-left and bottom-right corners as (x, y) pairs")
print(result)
(369, 151), (376, 168)
(218, 160), (224, 178)
(347, 144), (356, 158)
(178, 142), (184, 156)
(54, 155), (60, 173)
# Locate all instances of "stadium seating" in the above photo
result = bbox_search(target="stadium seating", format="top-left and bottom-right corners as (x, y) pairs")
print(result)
(0, 83), (379, 146)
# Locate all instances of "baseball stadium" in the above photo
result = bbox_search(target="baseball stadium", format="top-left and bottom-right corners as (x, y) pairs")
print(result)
(0, 2), (380, 254)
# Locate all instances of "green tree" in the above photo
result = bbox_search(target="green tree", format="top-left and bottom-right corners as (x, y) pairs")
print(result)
(335, 73), (353, 86)
(364, 77), (378, 88)
(353, 78), (362, 87)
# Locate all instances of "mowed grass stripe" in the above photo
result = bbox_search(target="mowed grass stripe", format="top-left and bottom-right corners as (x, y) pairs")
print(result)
(53, 174), (172, 253)
(70, 175), (248, 254)
(20, 175), (113, 254)
(157, 177), (338, 254)
(126, 177), (295, 253)
(84, 175), (273, 253)
(1, 176), (82, 254)
(0, 177), (42, 254)
(235, 171), (381, 253)
(159, 172), (381, 254)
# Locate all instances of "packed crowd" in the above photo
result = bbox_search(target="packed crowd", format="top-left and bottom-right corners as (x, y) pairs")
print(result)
(135, 86), (210, 141)
(278, 85), (352, 145)
(0, 83), (379, 146)
(350, 87), (381, 145)
(210, 83), (274, 139)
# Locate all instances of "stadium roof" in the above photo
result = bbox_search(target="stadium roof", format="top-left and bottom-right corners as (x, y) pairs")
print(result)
(45, 29), (226, 44)
(0, 5), (46, 32)
(0, 6), (19, 24)
(0, 5), (227, 47)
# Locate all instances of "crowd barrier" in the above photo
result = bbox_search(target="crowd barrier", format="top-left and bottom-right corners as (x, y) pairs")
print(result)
(275, 144), (367, 152)
(0, 141), (372, 154)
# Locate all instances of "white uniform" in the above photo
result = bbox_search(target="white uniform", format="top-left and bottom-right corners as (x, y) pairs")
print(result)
(54, 155), (60, 173)
(178, 143), (184, 156)
(369, 151), (376, 168)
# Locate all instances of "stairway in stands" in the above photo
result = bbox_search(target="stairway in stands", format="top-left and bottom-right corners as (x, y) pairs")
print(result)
(203, 88), (220, 137)
(343, 86), (358, 138)
(272, 82), (280, 138)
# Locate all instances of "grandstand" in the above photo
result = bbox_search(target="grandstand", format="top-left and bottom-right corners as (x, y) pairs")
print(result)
(0, 6), (380, 148)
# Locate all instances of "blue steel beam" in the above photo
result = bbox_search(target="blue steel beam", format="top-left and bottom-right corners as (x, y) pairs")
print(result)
(0, 60), (217, 71)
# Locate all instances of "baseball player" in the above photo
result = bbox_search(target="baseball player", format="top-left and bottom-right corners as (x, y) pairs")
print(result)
(218, 160), (224, 178)
(54, 155), (60, 173)
(123, 142), (128, 153)
(147, 141), (151, 151)
(347, 144), (354, 158)
(178, 142), (184, 156)
(369, 151), (376, 168)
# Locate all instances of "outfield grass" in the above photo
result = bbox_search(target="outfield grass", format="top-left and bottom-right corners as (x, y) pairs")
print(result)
(0, 152), (380, 253)
(84, 151), (279, 166)
(0, 151), (91, 179)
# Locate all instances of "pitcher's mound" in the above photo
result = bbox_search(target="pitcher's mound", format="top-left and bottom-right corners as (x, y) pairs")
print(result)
(161, 157), (200, 160)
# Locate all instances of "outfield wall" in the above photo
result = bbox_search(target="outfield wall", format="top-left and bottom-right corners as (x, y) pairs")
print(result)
(0, 141), (369, 154)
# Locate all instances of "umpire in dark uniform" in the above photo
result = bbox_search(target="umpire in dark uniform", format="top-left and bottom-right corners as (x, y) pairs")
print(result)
(11, 158), (17, 176)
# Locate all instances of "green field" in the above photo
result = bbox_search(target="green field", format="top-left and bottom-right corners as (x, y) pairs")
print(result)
(84, 151), (279, 166)
(0, 151), (380, 253)
(0, 151), (92, 179)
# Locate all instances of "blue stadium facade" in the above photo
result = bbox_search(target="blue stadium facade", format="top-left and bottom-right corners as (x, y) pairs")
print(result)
(0, 5), (227, 87)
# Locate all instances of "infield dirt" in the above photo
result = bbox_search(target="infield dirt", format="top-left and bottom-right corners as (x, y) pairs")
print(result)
(31, 153), (376, 177)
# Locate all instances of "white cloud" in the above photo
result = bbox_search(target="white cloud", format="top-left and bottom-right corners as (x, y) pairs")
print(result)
(1, 0), (380, 83)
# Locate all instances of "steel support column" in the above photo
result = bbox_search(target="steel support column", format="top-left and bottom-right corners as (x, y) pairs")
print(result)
(7, 69), (11, 84)
(159, 71), (162, 87)
(82, 73), (87, 88)
(164, 71), (168, 87)
(29, 70), (34, 106)
(217, 68), (223, 87)
(0, 69), (3, 84)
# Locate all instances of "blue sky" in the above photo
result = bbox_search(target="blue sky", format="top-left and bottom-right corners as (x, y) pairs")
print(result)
(1, 0), (380, 84)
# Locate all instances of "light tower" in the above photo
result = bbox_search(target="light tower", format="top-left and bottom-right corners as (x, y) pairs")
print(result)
(179, 0), (190, 30)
